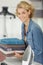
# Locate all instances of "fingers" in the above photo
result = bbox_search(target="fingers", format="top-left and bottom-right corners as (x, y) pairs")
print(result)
(14, 52), (21, 58)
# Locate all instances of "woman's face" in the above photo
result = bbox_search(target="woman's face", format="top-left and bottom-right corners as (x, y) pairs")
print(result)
(17, 8), (30, 23)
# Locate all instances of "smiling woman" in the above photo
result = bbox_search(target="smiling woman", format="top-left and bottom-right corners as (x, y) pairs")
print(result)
(15, 1), (43, 65)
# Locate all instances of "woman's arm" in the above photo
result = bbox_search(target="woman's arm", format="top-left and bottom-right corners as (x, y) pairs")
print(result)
(32, 27), (43, 55)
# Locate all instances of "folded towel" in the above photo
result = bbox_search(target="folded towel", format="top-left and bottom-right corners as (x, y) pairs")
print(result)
(0, 38), (24, 44)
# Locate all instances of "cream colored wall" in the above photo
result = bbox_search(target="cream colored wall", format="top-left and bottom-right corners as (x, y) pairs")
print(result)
(32, 18), (43, 32)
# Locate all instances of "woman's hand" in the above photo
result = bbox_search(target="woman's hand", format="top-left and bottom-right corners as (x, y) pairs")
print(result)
(14, 52), (23, 59)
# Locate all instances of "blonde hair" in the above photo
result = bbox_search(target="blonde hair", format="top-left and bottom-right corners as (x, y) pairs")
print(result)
(16, 1), (35, 18)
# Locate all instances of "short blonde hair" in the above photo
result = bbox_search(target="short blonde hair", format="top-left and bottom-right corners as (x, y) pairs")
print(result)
(16, 1), (35, 18)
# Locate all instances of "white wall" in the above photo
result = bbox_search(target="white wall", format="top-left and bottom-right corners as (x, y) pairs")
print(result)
(32, 18), (43, 32)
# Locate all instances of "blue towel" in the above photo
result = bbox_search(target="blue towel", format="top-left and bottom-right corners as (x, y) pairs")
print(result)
(0, 38), (24, 44)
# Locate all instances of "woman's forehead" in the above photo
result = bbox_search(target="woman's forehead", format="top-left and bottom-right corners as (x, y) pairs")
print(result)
(17, 8), (27, 12)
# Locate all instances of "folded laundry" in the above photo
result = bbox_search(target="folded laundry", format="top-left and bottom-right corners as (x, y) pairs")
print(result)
(0, 38), (25, 56)
(0, 44), (25, 51)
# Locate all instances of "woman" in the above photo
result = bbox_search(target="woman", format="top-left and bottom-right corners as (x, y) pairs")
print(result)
(15, 1), (43, 65)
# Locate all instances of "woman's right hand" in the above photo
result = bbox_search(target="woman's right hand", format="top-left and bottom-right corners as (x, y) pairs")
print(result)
(14, 52), (23, 59)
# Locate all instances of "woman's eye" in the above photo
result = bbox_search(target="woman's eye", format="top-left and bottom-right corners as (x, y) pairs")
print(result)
(17, 12), (26, 15)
